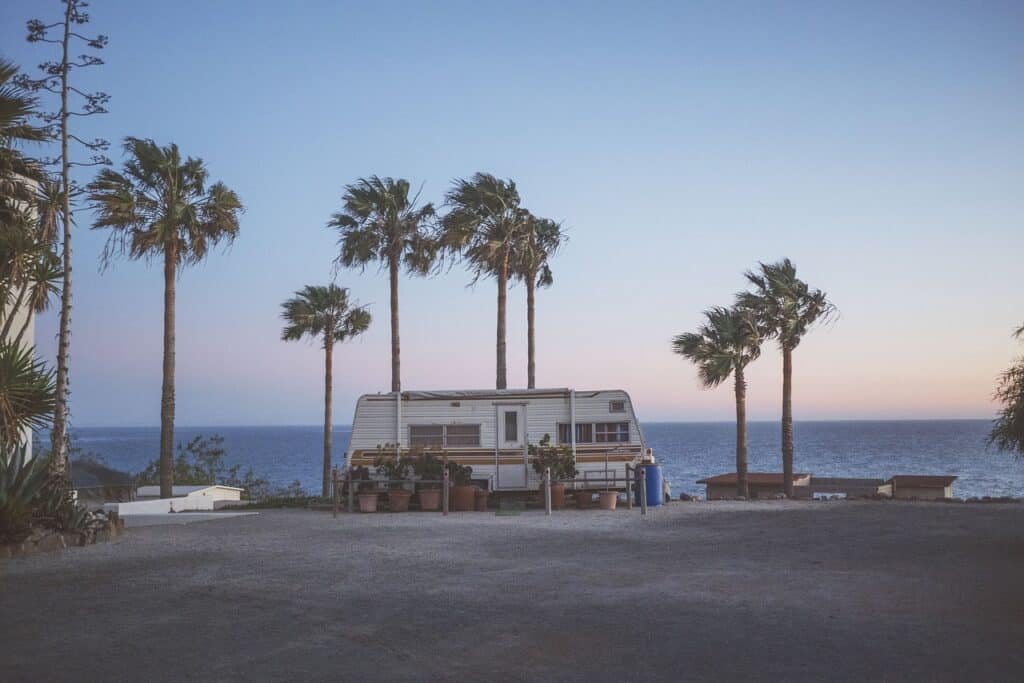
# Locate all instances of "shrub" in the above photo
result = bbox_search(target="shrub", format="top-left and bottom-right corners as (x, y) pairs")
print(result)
(529, 434), (577, 482)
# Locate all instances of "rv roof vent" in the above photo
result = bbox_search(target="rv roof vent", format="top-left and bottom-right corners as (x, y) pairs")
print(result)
(451, 401), (461, 407)
(609, 400), (626, 413)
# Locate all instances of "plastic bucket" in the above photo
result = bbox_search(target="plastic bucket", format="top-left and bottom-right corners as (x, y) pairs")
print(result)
(634, 464), (663, 507)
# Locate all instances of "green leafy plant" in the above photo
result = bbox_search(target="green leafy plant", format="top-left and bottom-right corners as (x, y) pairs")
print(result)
(0, 444), (50, 543)
(446, 460), (474, 487)
(373, 444), (412, 484)
(529, 434), (577, 481)
(409, 447), (445, 489)
(134, 434), (270, 500)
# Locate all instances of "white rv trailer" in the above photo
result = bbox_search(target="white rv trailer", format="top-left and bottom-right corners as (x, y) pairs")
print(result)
(346, 388), (652, 491)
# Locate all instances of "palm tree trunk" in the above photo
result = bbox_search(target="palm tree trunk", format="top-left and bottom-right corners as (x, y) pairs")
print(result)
(322, 330), (334, 498)
(734, 367), (749, 498)
(526, 274), (536, 389)
(159, 246), (177, 498)
(50, 1), (73, 475)
(782, 346), (794, 497)
(389, 255), (400, 393)
(496, 254), (508, 390)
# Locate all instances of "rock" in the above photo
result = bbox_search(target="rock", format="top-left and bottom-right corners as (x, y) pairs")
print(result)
(677, 492), (694, 502)
(34, 532), (66, 554)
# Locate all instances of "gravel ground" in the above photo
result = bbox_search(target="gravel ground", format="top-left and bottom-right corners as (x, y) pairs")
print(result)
(2, 500), (1023, 682)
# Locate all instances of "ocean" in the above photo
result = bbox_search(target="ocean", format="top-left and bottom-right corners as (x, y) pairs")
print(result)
(61, 419), (1019, 499)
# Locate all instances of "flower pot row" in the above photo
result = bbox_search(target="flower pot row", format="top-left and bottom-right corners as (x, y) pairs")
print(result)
(356, 485), (488, 513)
(543, 484), (619, 510)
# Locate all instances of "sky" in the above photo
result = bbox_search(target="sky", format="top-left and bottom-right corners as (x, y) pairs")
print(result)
(1, 0), (1022, 426)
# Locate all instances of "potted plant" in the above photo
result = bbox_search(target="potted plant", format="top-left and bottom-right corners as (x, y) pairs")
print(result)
(598, 490), (618, 510)
(447, 461), (475, 511)
(529, 434), (577, 510)
(409, 447), (444, 511)
(374, 446), (412, 512)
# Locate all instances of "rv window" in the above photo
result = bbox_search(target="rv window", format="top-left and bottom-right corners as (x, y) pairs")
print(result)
(445, 424), (481, 447)
(557, 423), (593, 444)
(595, 422), (630, 443)
(609, 400), (626, 413)
(409, 425), (444, 447)
(504, 411), (518, 442)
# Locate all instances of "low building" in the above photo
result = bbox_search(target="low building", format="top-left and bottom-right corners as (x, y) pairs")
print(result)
(697, 472), (811, 500)
(889, 475), (957, 500)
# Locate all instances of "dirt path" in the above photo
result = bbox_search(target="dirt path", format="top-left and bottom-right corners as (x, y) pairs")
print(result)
(2, 501), (1022, 681)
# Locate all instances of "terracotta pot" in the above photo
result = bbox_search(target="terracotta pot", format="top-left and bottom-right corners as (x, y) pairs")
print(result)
(550, 482), (566, 510)
(598, 491), (618, 510)
(418, 488), (441, 511)
(358, 493), (378, 513)
(451, 485), (476, 511)
(574, 489), (592, 509)
(474, 489), (489, 511)
(389, 489), (412, 512)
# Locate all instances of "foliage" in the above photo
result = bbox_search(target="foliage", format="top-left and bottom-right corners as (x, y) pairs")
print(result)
(440, 173), (527, 282)
(989, 325), (1024, 456)
(0, 444), (49, 543)
(446, 460), (474, 487)
(280, 284), (371, 347)
(373, 445), (412, 483)
(529, 434), (577, 481)
(408, 447), (445, 488)
(0, 342), (57, 449)
(511, 212), (563, 291)
(736, 258), (835, 351)
(328, 176), (438, 276)
(672, 306), (762, 387)
(134, 435), (270, 500)
(87, 137), (243, 268)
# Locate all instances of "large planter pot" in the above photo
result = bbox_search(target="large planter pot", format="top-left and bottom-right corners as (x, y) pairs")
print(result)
(358, 493), (379, 513)
(574, 489), (592, 509)
(550, 482), (566, 510)
(418, 488), (441, 511)
(474, 489), (489, 511)
(389, 489), (412, 512)
(451, 485), (476, 512)
(598, 491), (618, 511)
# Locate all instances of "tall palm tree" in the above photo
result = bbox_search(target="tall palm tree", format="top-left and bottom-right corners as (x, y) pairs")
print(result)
(673, 306), (762, 497)
(738, 258), (834, 497)
(441, 173), (526, 390)
(328, 176), (436, 393)
(87, 137), (243, 499)
(512, 212), (563, 389)
(988, 323), (1024, 456)
(281, 284), (371, 497)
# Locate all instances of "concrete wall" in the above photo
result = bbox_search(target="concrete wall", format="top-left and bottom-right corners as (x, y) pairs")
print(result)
(893, 485), (952, 500)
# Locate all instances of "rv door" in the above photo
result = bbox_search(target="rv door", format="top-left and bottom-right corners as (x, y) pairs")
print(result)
(496, 405), (527, 489)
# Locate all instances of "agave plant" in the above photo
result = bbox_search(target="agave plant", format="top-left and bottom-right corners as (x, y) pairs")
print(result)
(0, 444), (50, 543)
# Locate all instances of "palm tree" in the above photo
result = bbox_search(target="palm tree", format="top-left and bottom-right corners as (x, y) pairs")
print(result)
(87, 137), (243, 498)
(511, 212), (563, 389)
(673, 306), (762, 497)
(441, 173), (526, 390)
(738, 258), (834, 497)
(281, 285), (371, 497)
(328, 177), (436, 393)
(0, 58), (48, 235)
(988, 323), (1024, 456)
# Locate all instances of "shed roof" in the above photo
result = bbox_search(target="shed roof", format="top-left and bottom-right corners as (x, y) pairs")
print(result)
(889, 475), (957, 487)
(697, 472), (811, 485)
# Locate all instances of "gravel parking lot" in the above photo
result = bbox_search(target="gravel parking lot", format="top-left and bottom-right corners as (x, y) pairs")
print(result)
(2, 501), (1023, 682)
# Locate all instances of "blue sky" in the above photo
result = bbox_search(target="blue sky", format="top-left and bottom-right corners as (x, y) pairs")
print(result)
(2, 0), (1022, 426)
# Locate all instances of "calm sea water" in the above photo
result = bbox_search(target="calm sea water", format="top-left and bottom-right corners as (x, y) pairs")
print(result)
(61, 420), (1019, 499)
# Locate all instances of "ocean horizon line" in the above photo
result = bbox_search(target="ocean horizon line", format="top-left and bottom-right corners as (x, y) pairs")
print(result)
(60, 416), (994, 431)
